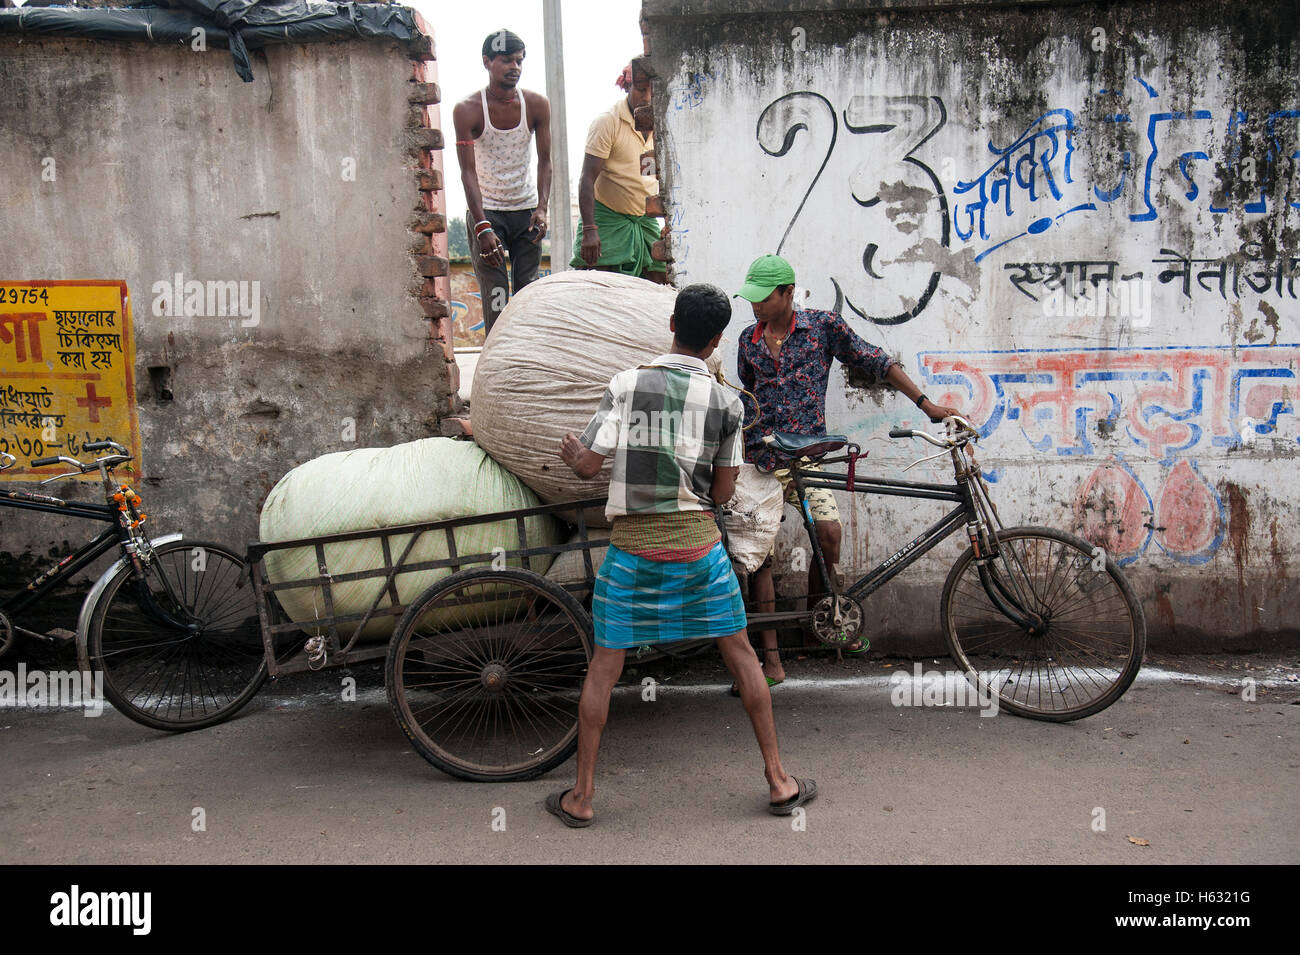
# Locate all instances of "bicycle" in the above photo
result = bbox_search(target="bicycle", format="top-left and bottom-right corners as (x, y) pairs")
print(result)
(0, 442), (264, 730)
(741, 416), (1146, 722)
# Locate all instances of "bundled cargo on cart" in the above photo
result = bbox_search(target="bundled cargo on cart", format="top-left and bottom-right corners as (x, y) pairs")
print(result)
(249, 434), (605, 781)
(257, 437), (567, 641)
(472, 271), (728, 524)
(471, 270), (783, 575)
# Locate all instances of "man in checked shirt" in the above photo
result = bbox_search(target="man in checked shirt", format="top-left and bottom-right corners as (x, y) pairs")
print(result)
(736, 255), (961, 683)
(549, 283), (816, 827)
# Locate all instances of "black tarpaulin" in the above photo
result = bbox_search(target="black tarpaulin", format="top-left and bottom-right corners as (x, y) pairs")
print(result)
(0, 2), (423, 82)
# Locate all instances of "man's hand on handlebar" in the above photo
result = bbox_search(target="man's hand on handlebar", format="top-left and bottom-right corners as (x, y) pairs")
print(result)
(889, 414), (978, 450)
(920, 398), (962, 423)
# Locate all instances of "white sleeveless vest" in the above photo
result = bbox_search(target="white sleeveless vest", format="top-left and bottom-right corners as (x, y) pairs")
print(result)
(475, 89), (537, 212)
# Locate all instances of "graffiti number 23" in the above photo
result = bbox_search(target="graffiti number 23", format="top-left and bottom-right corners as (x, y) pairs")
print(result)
(757, 92), (951, 325)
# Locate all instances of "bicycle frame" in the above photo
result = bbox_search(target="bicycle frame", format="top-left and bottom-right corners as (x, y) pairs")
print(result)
(797, 468), (971, 604)
(746, 442), (1040, 634)
(1, 476), (197, 644)
(0, 490), (122, 619)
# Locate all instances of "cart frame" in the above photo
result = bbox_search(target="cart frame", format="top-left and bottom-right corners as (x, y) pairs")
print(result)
(245, 496), (611, 678)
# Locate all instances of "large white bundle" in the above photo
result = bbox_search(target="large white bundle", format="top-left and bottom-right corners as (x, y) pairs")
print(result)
(259, 437), (565, 641)
(543, 528), (611, 602)
(721, 465), (786, 572)
(472, 271), (723, 525)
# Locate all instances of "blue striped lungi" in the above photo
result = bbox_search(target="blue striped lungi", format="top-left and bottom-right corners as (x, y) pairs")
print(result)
(592, 542), (748, 649)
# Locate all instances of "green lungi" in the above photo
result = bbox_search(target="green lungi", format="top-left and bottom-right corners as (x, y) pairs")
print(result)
(570, 199), (667, 276)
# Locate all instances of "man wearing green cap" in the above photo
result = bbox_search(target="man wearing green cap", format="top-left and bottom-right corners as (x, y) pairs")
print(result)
(735, 254), (960, 681)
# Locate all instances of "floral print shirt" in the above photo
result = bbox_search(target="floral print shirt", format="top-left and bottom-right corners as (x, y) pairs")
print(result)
(737, 308), (897, 471)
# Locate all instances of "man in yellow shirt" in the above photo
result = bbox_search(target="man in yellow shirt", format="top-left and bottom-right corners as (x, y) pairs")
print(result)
(571, 58), (668, 283)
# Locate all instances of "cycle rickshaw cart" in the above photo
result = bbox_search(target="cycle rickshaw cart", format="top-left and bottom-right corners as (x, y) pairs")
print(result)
(93, 417), (1145, 780)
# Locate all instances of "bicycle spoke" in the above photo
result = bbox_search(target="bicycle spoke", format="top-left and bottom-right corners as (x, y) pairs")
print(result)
(943, 527), (1144, 720)
(91, 544), (264, 729)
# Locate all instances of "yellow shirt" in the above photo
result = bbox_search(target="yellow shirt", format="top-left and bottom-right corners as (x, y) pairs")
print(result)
(585, 98), (656, 217)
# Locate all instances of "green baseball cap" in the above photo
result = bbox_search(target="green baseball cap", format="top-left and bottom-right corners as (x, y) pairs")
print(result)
(735, 254), (796, 302)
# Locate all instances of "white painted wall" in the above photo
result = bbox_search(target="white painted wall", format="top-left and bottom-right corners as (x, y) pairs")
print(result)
(655, 9), (1298, 644)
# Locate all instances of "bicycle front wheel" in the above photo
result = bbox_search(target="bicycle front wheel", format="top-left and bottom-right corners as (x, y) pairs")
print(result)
(940, 526), (1145, 722)
(89, 540), (265, 731)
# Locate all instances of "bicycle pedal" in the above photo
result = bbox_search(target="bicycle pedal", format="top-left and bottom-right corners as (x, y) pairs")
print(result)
(46, 627), (77, 643)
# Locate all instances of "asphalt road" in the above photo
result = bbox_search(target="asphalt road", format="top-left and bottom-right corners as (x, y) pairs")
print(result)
(2, 654), (1296, 865)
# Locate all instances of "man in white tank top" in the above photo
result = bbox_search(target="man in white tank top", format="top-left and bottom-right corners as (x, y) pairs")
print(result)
(453, 30), (553, 337)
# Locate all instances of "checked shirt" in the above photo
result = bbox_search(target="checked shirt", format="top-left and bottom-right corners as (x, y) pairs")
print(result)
(738, 308), (897, 472)
(580, 354), (745, 519)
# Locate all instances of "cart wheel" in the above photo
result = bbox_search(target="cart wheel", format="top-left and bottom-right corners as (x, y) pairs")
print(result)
(940, 526), (1146, 722)
(88, 540), (265, 731)
(386, 568), (593, 782)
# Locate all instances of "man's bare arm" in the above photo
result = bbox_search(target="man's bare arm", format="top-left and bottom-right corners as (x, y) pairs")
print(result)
(711, 465), (739, 507)
(577, 153), (605, 266)
(560, 432), (605, 479)
(529, 92), (553, 242)
(452, 98), (503, 266)
(883, 364), (960, 423)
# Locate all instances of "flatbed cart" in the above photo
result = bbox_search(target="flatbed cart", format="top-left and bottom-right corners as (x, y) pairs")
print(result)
(244, 498), (611, 782)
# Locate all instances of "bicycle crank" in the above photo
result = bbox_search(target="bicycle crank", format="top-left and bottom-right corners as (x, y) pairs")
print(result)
(809, 594), (865, 649)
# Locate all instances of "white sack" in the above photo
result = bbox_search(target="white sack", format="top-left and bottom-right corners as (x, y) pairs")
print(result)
(259, 437), (565, 641)
(542, 528), (611, 601)
(721, 464), (785, 573)
(472, 271), (724, 526)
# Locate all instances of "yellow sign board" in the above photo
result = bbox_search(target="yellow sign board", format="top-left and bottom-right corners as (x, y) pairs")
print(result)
(0, 281), (141, 481)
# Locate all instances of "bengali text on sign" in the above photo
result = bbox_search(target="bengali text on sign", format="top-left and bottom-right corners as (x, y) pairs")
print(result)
(0, 281), (141, 480)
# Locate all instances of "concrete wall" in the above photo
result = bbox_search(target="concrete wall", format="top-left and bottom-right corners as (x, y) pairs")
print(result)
(0, 33), (451, 573)
(645, 0), (1298, 649)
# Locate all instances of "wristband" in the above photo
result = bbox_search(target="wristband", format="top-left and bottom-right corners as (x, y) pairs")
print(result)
(475, 224), (495, 237)
(914, 393), (929, 409)
(582, 224), (599, 232)
(456, 139), (477, 147)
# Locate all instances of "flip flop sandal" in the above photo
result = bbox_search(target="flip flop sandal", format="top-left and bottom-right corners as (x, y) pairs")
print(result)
(768, 776), (818, 816)
(545, 789), (594, 828)
(729, 676), (783, 696)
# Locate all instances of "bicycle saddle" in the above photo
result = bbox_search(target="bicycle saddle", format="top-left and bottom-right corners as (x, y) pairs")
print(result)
(764, 432), (848, 457)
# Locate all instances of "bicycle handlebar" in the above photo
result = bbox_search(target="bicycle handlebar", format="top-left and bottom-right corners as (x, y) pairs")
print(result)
(889, 415), (978, 449)
(30, 442), (133, 480)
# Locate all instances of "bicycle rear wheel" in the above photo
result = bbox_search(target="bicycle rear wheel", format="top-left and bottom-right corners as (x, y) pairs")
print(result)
(940, 526), (1145, 722)
(88, 540), (265, 731)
